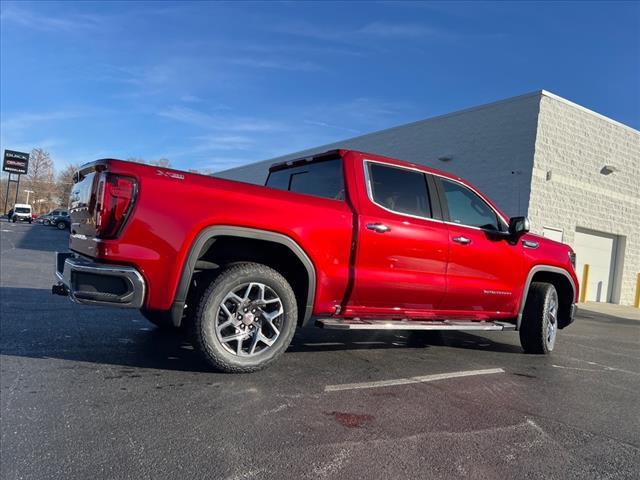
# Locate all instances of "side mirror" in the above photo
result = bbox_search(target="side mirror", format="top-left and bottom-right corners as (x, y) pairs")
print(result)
(508, 216), (530, 237)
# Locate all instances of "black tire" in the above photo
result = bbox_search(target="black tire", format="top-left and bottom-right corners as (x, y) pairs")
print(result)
(193, 262), (297, 373)
(28, 219), (32, 224)
(519, 282), (558, 354)
(56, 221), (66, 230)
(12, 218), (16, 223)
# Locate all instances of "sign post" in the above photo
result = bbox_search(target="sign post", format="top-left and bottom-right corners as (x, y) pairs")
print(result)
(3, 150), (30, 215)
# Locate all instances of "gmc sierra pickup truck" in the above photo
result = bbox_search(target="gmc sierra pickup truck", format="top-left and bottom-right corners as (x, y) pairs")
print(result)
(53, 150), (578, 372)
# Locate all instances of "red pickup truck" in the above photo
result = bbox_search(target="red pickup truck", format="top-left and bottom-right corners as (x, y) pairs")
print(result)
(54, 150), (578, 372)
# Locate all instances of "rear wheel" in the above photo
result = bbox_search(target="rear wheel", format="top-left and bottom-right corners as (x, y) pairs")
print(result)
(519, 282), (558, 354)
(193, 262), (297, 373)
(56, 221), (66, 230)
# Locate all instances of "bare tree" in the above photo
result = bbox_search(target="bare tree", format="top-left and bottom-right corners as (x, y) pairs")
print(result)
(126, 157), (172, 168)
(55, 164), (79, 207)
(149, 158), (172, 168)
(24, 148), (56, 213)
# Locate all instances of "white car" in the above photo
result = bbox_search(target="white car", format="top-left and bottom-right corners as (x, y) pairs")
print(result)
(11, 203), (33, 223)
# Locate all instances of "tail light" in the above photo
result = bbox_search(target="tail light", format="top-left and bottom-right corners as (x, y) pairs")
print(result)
(94, 173), (137, 238)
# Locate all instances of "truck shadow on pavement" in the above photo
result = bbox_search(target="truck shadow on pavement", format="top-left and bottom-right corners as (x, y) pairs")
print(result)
(10, 222), (70, 253)
(1, 287), (524, 373)
(288, 327), (524, 354)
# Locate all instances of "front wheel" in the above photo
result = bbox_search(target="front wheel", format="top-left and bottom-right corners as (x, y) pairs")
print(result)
(193, 263), (298, 373)
(519, 282), (558, 354)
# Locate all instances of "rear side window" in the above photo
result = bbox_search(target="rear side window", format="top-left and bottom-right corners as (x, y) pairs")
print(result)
(266, 158), (344, 200)
(440, 178), (500, 231)
(367, 162), (432, 218)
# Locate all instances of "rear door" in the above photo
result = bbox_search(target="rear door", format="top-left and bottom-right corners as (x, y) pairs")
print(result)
(436, 177), (523, 316)
(347, 160), (449, 318)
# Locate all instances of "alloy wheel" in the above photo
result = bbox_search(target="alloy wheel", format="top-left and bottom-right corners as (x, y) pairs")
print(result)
(215, 282), (284, 357)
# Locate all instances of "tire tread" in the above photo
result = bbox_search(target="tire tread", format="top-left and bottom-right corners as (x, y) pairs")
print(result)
(520, 281), (555, 354)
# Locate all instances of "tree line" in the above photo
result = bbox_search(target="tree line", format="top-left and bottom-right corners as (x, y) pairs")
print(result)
(1, 148), (174, 215)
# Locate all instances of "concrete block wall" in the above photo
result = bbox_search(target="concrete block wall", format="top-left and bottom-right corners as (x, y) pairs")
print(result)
(528, 92), (640, 305)
(216, 93), (542, 218)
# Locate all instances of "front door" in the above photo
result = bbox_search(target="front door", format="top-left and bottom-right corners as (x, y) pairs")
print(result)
(436, 177), (523, 316)
(346, 161), (449, 318)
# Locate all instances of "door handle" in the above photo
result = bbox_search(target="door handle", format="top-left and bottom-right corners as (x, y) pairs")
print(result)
(366, 223), (391, 233)
(452, 236), (471, 245)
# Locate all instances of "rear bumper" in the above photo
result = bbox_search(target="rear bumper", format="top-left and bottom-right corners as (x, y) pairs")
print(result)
(53, 252), (145, 308)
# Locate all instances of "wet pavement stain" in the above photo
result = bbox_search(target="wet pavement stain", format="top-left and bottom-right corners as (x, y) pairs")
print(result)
(324, 411), (374, 428)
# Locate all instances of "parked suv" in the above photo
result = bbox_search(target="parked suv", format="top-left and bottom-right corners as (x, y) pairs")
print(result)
(54, 150), (578, 372)
(50, 213), (70, 230)
(11, 204), (33, 223)
(40, 209), (69, 226)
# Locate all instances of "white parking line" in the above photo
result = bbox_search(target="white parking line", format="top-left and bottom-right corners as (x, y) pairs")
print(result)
(324, 367), (505, 392)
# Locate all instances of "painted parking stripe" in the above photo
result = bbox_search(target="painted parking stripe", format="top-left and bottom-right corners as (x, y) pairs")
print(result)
(324, 367), (505, 392)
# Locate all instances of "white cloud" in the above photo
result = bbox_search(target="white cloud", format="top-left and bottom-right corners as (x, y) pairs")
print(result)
(230, 57), (324, 72)
(358, 22), (440, 38)
(0, 5), (104, 33)
(180, 94), (203, 103)
(303, 120), (360, 134)
(157, 106), (286, 133)
(0, 110), (87, 133)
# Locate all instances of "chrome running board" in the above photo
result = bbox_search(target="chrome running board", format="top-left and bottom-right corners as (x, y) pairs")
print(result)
(316, 319), (516, 331)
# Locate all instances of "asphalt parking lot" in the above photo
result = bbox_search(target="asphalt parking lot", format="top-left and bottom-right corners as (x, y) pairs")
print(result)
(1, 222), (639, 479)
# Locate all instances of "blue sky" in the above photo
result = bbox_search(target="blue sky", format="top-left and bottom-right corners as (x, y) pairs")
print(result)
(1, 1), (638, 172)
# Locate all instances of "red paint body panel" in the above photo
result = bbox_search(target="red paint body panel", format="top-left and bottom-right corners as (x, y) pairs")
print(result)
(67, 150), (579, 320)
(440, 223), (524, 314)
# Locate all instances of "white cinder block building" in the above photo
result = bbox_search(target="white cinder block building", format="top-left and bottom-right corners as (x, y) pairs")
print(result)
(216, 91), (640, 305)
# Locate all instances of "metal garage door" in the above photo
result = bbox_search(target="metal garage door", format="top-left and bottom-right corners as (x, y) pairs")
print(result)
(573, 228), (618, 302)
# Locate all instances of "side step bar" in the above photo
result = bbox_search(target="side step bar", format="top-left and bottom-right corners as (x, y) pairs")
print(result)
(316, 319), (516, 331)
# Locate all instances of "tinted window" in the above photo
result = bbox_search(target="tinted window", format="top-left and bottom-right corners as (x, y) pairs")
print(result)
(266, 158), (344, 200)
(15, 207), (30, 213)
(368, 163), (431, 218)
(441, 179), (499, 230)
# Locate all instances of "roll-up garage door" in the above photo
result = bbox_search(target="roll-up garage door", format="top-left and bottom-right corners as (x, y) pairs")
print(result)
(573, 228), (618, 303)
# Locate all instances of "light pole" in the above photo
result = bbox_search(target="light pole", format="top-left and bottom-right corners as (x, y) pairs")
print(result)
(24, 189), (34, 204)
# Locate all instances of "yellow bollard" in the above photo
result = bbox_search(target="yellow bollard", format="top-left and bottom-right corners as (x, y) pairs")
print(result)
(579, 264), (590, 303)
(635, 273), (640, 308)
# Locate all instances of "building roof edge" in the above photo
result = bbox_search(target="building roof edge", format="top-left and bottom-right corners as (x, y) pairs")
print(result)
(540, 90), (639, 134)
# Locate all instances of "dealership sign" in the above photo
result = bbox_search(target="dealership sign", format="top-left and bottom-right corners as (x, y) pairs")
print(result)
(3, 150), (30, 174)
